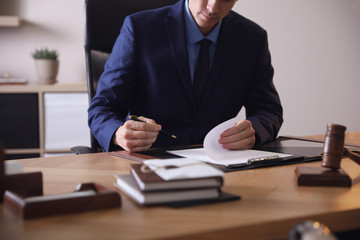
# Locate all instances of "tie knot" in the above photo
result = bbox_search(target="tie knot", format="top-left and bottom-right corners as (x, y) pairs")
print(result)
(199, 39), (211, 48)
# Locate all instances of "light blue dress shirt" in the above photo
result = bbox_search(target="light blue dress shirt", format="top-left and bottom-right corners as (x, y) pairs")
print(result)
(184, 0), (222, 82)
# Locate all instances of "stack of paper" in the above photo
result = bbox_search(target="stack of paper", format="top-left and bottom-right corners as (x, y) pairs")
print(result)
(114, 158), (226, 206)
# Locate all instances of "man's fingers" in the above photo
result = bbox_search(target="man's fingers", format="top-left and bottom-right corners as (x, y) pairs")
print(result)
(122, 123), (159, 139)
(219, 127), (254, 144)
(127, 118), (161, 132)
(121, 138), (155, 152)
(220, 120), (252, 138)
(221, 135), (255, 150)
(113, 118), (160, 152)
(138, 116), (156, 124)
(219, 120), (255, 150)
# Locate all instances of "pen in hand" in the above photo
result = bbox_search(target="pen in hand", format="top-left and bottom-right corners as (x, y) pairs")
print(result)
(129, 115), (177, 139)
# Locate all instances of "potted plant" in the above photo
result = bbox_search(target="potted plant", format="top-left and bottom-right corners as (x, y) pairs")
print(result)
(32, 48), (59, 84)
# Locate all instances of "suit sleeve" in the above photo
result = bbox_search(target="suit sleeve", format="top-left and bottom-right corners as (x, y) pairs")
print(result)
(87, 16), (138, 151)
(245, 30), (283, 145)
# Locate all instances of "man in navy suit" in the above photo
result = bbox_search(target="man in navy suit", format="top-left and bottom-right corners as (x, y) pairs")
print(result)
(88, 0), (283, 152)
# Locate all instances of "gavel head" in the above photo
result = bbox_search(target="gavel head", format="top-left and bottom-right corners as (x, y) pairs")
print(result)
(321, 123), (347, 170)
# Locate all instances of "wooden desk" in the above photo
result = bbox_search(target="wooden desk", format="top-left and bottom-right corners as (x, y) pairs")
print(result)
(1, 133), (360, 240)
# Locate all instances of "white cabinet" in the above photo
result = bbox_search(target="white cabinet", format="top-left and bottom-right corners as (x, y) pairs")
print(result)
(44, 93), (90, 151)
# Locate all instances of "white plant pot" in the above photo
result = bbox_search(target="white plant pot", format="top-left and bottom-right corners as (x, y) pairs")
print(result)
(35, 59), (59, 84)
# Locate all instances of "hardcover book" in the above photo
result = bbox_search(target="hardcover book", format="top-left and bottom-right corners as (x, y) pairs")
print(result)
(129, 163), (223, 191)
(114, 174), (220, 206)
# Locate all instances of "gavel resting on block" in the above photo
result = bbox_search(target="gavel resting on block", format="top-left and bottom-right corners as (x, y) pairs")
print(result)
(322, 124), (360, 169)
(296, 124), (360, 187)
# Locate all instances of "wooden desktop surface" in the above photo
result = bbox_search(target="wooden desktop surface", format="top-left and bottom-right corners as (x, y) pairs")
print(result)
(1, 133), (360, 240)
(290, 131), (360, 148)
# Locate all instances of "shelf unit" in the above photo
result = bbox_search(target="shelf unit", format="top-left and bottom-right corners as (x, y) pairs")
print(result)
(0, 83), (89, 159)
(0, 16), (21, 27)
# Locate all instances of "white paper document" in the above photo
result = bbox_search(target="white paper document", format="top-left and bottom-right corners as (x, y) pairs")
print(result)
(168, 148), (293, 167)
(142, 158), (224, 181)
(168, 116), (293, 167)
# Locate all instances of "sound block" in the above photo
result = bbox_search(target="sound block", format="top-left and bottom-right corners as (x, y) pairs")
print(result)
(295, 167), (351, 187)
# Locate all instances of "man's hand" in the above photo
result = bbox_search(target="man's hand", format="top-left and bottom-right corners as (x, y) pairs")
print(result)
(113, 116), (161, 152)
(218, 120), (255, 150)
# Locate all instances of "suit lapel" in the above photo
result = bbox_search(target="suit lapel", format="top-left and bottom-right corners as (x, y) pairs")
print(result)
(165, 1), (196, 108)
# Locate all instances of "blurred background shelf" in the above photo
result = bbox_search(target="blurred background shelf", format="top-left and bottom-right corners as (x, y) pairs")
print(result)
(0, 83), (90, 159)
(0, 16), (21, 27)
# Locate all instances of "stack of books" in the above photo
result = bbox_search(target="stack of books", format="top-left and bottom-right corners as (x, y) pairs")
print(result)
(114, 158), (234, 206)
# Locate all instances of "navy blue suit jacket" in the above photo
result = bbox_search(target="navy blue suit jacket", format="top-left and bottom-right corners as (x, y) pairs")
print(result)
(88, 0), (283, 151)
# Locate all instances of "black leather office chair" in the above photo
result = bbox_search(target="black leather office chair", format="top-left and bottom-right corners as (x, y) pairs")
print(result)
(72, 0), (179, 154)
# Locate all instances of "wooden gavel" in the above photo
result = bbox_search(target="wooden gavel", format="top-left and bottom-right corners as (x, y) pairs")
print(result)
(322, 123), (360, 169)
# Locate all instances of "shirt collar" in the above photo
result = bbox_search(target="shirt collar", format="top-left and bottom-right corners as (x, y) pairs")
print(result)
(184, 0), (221, 45)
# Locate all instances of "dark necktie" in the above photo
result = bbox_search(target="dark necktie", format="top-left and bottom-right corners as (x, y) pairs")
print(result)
(193, 39), (211, 107)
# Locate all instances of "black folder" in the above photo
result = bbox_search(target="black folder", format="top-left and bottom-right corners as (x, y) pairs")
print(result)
(111, 137), (333, 172)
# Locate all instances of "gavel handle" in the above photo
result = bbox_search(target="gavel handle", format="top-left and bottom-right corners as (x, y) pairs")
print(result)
(343, 147), (360, 165)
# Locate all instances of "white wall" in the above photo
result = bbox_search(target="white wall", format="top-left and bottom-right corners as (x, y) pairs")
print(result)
(0, 0), (85, 84)
(234, 0), (360, 136)
(1, 0), (359, 137)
